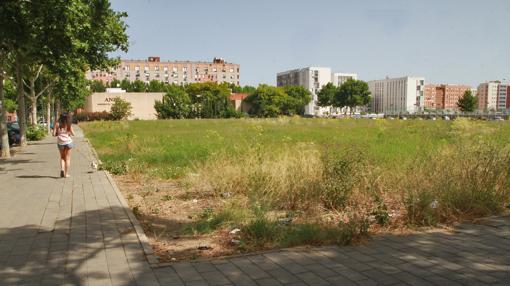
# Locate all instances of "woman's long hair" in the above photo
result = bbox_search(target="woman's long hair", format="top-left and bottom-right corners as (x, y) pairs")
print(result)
(58, 114), (72, 132)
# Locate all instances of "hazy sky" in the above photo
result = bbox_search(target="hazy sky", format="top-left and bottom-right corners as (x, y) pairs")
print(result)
(110, 0), (510, 87)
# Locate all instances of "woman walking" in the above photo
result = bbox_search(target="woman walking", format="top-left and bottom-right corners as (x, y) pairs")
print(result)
(53, 113), (75, 178)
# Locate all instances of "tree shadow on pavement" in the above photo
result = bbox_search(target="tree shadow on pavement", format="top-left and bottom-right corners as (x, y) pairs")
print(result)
(0, 206), (160, 286)
(16, 175), (60, 179)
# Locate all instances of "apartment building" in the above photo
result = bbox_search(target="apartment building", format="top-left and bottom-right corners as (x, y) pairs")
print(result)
(277, 67), (332, 116)
(424, 84), (471, 110)
(424, 85), (437, 109)
(87, 57), (240, 86)
(477, 82), (499, 111)
(368, 76), (425, 114)
(276, 67), (358, 116)
(497, 83), (510, 111)
(332, 73), (357, 87)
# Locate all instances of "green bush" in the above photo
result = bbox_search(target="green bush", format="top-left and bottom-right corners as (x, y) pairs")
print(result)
(26, 125), (46, 141)
(110, 97), (132, 120)
(243, 217), (280, 247)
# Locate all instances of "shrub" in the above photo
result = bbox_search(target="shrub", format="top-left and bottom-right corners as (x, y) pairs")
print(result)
(403, 141), (510, 225)
(320, 150), (367, 209)
(110, 97), (132, 120)
(188, 145), (365, 212)
(26, 125), (46, 141)
(186, 205), (249, 234)
(243, 217), (280, 248)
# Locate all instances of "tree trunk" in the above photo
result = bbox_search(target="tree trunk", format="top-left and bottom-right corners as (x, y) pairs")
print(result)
(0, 61), (11, 158)
(56, 100), (61, 120)
(16, 54), (27, 146)
(46, 90), (51, 134)
(29, 77), (37, 126)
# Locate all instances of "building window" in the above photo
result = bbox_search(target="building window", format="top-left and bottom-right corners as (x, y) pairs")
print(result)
(183, 67), (187, 72)
(144, 66), (149, 71)
(155, 66), (159, 71)
(229, 68), (234, 73)
(212, 68), (217, 72)
(135, 66), (140, 71)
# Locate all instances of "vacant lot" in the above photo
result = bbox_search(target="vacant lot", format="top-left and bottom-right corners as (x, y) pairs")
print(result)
(81, 118), (510, 261)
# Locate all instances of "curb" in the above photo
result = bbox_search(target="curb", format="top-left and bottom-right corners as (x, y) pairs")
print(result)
(105, 171), (160, 265)
(81, 129), (159, 266)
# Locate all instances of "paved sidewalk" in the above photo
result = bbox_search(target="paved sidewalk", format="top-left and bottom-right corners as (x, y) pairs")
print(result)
(1, 128), (510, 286)
(0, 128), (159, 285)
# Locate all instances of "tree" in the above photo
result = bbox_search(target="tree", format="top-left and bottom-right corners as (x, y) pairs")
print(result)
(457, 90), (477, 112)
(90, 80), (107, 92)
(110, 97), (132, 120)
(119, 79), (132, 91)
(131, 80), (147, 92)
(185, 82), (232, 118)
(154, 85), (191, 119)
(0, 53), (10, 157)
(148, 80), (165, 92)
(109, 79), (121, 89)
(335, 79), (371, 114)
(244, 85), (287, 117)
(282, 85), (311, 116)
(0, 0), (128, 146)
(317, 83), (338, 107)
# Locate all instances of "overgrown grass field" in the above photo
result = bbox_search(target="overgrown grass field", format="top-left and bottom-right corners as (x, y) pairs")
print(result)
(81, 118), (510, 259)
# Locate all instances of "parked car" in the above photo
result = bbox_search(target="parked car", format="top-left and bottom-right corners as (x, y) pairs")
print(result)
(7, 122), (21, 145)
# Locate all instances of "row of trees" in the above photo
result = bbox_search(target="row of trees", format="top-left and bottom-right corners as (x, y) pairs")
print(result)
(317, 79), (371, 115)
(153, 82), (313, 119)
(0, 0), (129, 158)
(154, 82), (241, 119)
(244, 85), (311, 117)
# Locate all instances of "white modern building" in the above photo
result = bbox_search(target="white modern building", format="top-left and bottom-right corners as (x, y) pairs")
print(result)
(477, 81), (499, 111)
(332, 73), (357, 87)
(497, 83), (510, 111)
(276, 67), (357, 116)
(368, 76), (425, 114)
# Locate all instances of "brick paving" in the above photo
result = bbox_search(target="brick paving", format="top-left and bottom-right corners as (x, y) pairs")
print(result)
(1, 127), (510, 285)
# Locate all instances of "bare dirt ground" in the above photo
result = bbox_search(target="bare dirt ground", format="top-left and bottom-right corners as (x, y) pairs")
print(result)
(115, 175), (243, 262)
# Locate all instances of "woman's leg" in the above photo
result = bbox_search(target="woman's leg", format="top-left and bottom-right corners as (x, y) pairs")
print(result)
(59, 148), (66, 173)
(65, 147), (72, 177)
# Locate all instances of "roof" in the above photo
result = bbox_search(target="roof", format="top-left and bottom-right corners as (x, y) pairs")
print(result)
(230, 93), (249, 100)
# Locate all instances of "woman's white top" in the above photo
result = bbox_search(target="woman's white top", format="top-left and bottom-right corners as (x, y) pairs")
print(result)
(57, 128), (73, 145)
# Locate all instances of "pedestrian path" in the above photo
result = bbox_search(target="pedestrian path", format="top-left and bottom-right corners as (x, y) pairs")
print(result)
(0, 128), (159, 285)
(1, 127), (510, 286)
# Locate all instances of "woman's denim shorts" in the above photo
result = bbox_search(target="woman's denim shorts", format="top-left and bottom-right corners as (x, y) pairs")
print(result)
(57, 143), (74, 150)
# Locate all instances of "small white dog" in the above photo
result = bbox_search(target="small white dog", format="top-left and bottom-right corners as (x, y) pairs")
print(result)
(90, 161), (98, 171)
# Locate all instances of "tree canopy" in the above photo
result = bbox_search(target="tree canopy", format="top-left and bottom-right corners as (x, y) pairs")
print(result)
(244, 85), (311, 117)
(317, 79), (371, 114)
(0, 0), (129, 149)
(154, 82), (240, 119)
(457, 90), (477, 112)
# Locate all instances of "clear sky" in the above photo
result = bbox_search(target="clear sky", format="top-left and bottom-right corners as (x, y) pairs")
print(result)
(110, 0), (510, 87)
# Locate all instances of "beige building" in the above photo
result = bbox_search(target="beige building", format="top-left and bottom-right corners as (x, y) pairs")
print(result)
(87, 57), (240, 86)
(368, 76), (425, 114)
(84, 92), (164, 120)
(477, 81), (499, 111)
